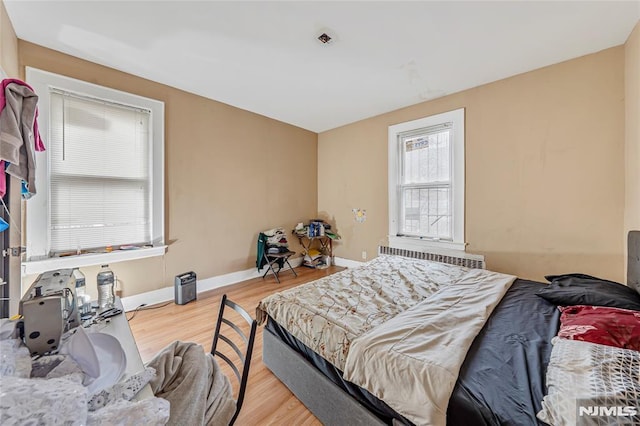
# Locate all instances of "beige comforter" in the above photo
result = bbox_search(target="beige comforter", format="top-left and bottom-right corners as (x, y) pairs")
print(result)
(257, 255), (470, 370)
(343, 267), (515, 425)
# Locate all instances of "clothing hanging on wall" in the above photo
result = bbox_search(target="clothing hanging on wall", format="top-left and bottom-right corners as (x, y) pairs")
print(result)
(0, 78), (46, 199)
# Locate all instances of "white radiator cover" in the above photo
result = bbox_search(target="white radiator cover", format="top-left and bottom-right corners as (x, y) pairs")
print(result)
(378, 246), (486, 269)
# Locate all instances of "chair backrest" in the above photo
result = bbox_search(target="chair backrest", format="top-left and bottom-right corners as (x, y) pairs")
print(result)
(211, 294), (257, 425)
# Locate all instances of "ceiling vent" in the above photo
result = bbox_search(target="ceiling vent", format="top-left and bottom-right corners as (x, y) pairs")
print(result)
(317, 33), (332, 45)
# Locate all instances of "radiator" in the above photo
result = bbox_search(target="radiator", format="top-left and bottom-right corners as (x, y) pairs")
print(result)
(378, 246), (486, 269)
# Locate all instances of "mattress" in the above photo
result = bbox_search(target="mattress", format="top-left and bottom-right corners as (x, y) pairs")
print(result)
(265, 278), (560, 425)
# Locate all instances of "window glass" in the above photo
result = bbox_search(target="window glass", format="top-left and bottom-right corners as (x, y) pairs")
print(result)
(399, 126), (452, 240)
(402, 187), (451, 239)
(401, 129), (450, 184)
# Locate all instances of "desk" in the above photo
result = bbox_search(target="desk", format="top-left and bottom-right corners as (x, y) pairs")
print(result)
(96, 299), (153, 400)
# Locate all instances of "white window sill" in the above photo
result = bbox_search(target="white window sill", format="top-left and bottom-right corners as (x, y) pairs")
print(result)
(22, 245), (167, 276)
(388, 235), (482, 259)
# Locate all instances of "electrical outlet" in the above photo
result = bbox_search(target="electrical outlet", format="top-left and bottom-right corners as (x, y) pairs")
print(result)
(361, 250), (367, 260)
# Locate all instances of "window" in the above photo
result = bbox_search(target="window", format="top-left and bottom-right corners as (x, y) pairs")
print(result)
(25, 68), (164, 271)
(388, 108), (465, 252)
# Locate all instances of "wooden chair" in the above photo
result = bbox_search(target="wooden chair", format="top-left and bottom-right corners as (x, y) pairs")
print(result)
(211, 294), (257, 425)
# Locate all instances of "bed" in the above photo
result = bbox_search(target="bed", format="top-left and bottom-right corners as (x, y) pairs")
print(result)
(257, 232), (640, 425)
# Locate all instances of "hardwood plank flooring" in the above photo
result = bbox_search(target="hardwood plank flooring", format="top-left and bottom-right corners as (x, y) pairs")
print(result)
(128, 266), (344, 425)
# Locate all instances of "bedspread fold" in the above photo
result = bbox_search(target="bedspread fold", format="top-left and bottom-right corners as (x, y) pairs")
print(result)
(343, 268), (516, 426)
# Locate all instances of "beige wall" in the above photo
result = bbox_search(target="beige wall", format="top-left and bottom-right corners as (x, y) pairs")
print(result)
(1, 0), (23, 315)
(0, 1), (17, 77)
(625, 21), (640, 282)
(319, 47), (626, 283)
(19, 41), (318, 298)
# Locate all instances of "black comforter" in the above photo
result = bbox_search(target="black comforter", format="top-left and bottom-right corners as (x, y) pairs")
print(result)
(447, 278), (560, 425)
(266, 278), (560, 425)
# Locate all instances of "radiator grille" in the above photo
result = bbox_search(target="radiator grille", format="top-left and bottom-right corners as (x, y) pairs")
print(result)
(378, 246), (485, 269)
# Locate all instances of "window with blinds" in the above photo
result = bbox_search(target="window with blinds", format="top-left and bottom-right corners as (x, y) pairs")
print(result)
(48, 90), (152, 254)
(399, 124), (452, 240)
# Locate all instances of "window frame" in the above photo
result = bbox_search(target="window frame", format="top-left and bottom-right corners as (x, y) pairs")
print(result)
(24, 68), (165, 273)
(388, 108), (466, 252)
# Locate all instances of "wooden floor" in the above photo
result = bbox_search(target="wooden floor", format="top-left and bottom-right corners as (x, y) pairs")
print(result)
(129, 266), (344, 425)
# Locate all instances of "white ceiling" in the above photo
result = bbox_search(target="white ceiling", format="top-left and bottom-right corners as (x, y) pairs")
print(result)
(5, 1), (640, 133)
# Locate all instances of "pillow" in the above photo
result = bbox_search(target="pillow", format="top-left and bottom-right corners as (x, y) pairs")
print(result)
(558, 305), (640, 351)
(537, 273), (640, 311)
(537, 338), (640, 426)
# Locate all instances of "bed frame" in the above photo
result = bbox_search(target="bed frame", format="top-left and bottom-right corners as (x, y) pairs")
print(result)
(262, 233), (640, 425)
(263, 327), (386, 425)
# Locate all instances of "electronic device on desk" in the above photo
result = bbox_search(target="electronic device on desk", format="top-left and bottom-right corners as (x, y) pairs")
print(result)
(19, 269), (80, 355)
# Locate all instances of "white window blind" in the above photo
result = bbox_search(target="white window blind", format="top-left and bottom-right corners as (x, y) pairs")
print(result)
(399, 124), (452, 240)
(48, 90), (152, 254)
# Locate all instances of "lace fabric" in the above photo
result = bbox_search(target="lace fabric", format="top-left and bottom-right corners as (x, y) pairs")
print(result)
(0, 332), (168, 424)
(87, 397), (170, 425)
(88, 367), (156, 411)
(0, 375), (88, 425)
(0, 339), (32, 378)
(31, 354), (84, 382)
(0, 355), (167, 425)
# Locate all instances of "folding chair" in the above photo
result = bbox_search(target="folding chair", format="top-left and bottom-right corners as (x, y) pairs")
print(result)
(257, 230), (298, 283)
(211, 294), (257, 425)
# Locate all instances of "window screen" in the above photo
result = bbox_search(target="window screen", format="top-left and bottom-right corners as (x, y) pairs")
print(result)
(399, 124), (452, 240)
(48, 90), (152, 254)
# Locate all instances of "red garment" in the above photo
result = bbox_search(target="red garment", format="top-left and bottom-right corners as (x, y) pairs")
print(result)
(558, 305), (640, 351)
(0, 161), (4, 197)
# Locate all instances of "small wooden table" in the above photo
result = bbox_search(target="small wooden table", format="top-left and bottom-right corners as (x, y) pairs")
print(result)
(294, 234), (333, 267)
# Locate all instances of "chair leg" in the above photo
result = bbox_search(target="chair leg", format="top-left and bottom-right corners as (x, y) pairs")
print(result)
(262, 260), (281, 283)
(284, 257), (298, 277)
(271, 261), (281, 283)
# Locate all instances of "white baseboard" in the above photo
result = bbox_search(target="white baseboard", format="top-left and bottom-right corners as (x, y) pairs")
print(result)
(333, 257), (365, 269)
(121, 286), (175, 312)
(121, 256), (304, 312)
